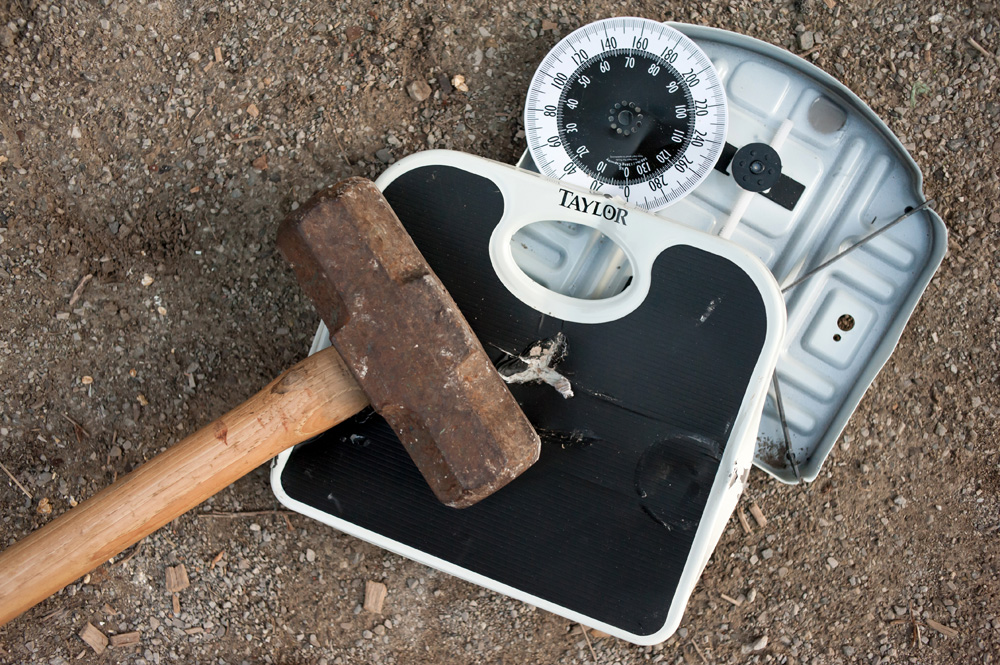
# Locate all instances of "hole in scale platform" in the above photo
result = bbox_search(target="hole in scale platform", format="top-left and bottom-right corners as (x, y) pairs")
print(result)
(837, 314), (855, 331)
(510, 220), (634, 300)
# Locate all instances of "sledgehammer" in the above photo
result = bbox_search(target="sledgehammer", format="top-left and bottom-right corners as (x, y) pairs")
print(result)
(0, 178), (540, 626)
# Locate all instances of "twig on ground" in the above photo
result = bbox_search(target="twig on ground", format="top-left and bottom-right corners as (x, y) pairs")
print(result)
(115, 543), (143, 567)
(230, 135), (264, 145)
(333, 132), (353, 167)
(749, 502), (767, 528)
(967, 37), (996, 60)
(41, 602), (83, 622)
(580, 626), (599, 663)
(690, 639), (710, 664)
(61, 413), (90, 439)
(720, 593), (744, 607)
(0, 460), (33, 499)
(736, 504), (752, 534)
(68, 274), (93, 307)
(925, 618), (959, 638)
(185, 108), (204, 139)
(909, 601), (922, 648)
(196, 509), (295, 518)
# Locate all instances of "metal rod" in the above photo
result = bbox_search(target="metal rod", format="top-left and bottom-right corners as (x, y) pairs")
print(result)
(771, 372), (801, 482)
(781, 199), (935, 293)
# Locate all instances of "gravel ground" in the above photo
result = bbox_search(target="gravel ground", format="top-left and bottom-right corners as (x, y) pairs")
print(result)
(0, 0), (997, 663)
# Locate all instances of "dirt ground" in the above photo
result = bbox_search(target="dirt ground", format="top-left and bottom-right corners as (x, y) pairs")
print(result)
(0, 0), (997, 663)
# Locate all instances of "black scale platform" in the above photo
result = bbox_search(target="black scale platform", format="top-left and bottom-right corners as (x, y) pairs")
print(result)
(279, 165), (769, 636)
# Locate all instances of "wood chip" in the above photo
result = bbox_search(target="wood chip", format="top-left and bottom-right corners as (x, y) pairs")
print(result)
(541, 19), (558, 31)
(246, 102), (260, 118)
(184, 626), (204, 635)
(720, 593), (744, 607)
(925, 618), (959, 638)
(79, 622), (108, 654)
(109, 631), (141, 647)
(589, 628), (610, 639)
(822, 0), (837, 8)
(172, 592), (181, 616)
(749, 501), (767, 528)
(210, 549), (225, 570)
(363, 580), (387, 613)
(251, 154), (268, 171)
(165, 564), (190, 592)
(214, 46), (223, 62)
(736, 504), (752, 534)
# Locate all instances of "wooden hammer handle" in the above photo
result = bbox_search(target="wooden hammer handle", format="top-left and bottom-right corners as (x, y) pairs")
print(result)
(0, 346), (368, 627)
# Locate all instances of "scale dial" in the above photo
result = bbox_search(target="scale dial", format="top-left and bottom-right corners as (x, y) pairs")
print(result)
(524, 18), (728, 211)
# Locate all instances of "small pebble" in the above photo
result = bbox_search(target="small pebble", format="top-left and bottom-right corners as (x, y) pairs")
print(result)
(406, 79), (432, 102)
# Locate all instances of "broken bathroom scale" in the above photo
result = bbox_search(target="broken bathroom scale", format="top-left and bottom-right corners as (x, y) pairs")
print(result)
(272, 19), (946, 644)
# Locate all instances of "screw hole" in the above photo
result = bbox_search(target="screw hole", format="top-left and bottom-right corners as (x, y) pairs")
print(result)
(833, 334), (842, 342)
(837, 314), (855, 331)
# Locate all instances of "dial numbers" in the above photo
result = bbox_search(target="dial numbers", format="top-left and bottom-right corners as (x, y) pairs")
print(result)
(525, 18), (728, 211)
(557, 51), (694, 186)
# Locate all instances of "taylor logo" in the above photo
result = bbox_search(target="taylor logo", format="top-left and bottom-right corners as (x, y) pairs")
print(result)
(557, 189), (628, 226)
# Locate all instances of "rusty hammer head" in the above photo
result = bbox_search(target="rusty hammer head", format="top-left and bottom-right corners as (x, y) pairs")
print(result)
(277, 178), (540, 508)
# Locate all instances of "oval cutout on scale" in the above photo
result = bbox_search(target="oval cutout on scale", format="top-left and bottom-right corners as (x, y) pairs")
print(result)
(510, 220), (634, 300)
